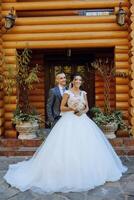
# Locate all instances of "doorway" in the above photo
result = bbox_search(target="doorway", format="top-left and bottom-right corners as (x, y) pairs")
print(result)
(44, 48), (96, 117)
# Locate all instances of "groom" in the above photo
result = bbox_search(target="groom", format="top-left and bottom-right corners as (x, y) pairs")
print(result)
(46, 72), (67, 127)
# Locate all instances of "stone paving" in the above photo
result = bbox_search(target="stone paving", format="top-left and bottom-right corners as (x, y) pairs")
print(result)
(0, 156), (134, 200)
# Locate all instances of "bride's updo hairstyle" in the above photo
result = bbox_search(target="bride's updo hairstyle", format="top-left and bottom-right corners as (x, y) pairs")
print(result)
(69, 73), (83, 89)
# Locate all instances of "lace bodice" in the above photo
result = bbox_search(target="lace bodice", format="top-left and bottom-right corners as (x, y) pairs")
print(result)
(65, 90), (87, 111)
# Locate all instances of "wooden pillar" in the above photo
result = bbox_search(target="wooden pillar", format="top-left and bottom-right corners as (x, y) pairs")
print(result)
(130, 0), (134, 134)
(2, 0), (17, 138)
(115, 46), (130, 122)
(2, 49), (17, 138)
(0, 0), (5, 136)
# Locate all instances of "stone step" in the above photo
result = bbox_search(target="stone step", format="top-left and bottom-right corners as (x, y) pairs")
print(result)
(0, 147), (37, 156)
(0, 138), (42, 147)
(0, 137), (134, 156)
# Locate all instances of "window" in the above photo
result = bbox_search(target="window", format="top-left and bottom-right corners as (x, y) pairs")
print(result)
(80, 9), (114, 16)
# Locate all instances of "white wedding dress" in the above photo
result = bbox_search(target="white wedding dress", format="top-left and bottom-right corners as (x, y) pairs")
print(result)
(4, 90), (127, 194)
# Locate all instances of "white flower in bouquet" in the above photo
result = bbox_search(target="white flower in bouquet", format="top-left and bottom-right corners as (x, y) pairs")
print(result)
(68, 99), (85, 112)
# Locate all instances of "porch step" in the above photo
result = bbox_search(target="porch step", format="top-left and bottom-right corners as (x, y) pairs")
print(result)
(0, 137), (134, 156)
(0, 147), (37, 156)
(0, 138), (43, 156)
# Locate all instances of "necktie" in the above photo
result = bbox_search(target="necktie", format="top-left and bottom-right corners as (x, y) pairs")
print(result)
(62, 87), (66, 96)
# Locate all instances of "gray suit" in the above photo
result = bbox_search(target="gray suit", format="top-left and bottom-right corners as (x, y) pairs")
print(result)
(46, 86), (62, 127)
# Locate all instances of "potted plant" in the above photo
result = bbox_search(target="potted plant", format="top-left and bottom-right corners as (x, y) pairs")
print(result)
(1, 48), (41, 139)
(14, 48), (41, 139)
(12, 106), (42, 139)
(91, 57), (130, 138)
(90, 107), (129, 139)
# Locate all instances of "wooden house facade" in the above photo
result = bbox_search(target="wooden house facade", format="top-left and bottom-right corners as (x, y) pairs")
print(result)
(0, 0), (133, 138)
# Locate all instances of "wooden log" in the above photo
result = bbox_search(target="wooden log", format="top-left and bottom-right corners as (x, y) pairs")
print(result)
(116, 102), (129, 109)
(95, 82), (104, 87)
(3, 31), (128, 42)
(131, 89), (134, 97)
(115, 48), (129, 53)
(4, 130), (17, 138)
(96, 95), (115, 100)
(29, 96), (44, 102)
(115, 61), (129, 68)
(4, 96), (17, 103)
(6, 24), (128, 34)
(0, 127), (4, 136)
(36, 108), (45, 114)
(4, 112), (14, 121)
(31, 84), (44, 90)
(116, 77), (129, 84)
(2, 1), (129, 11)
(30, 102), (45, 108)
(130, 98), (134, 107)
(30, 89), (44, 95)
(130, 80), (134, 88)
(0, 109), (4, 117)
(130, 107), (134, 116)
(2, 0), (16, 2)
(3, 31), (127, 41)
(130, 55), (134, 61)
(115, 46), (129, 51)
(116, 85), (129, 93)
(116, 94), (129, 101)
(4, 56), (16, 64)
(4, 104), (16, 112)
(0, 118), (5, 127)
(3, 39), (128, 49)
(0, 101), (4, 108)
(15, 16), (116, 26)
(4, 121), (14, 129)
(130, 117), (134, 126)
(4, 49), (16, 56)
(115, 54), (129, 61)
(116, 69), (129, 73)
(96, 101), (115, 107)
(96, 88), (115, 94)
(2, 64), (16, 71)
(0, 92), (4, 99)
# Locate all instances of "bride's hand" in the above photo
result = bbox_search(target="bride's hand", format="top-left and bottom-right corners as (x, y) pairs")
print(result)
(69, 103), (79, 112)
(75, 110), (84, 116)
(74, 107), (85, 116)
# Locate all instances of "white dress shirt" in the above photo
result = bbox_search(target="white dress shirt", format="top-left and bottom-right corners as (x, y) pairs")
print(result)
(58, 85), (66, 96)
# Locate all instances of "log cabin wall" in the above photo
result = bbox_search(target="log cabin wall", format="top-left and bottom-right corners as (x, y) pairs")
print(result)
(0, 0), (4, 136)
(3, 48), (17, 138)
(1, 0), (131, 138)
(130, 1), (134, 131)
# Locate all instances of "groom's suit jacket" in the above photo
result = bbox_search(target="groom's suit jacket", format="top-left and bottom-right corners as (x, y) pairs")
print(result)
(46, 86), (63, 124)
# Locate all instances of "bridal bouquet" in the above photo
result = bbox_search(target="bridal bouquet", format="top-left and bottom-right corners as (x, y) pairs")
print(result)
(68, 99), (86, 112)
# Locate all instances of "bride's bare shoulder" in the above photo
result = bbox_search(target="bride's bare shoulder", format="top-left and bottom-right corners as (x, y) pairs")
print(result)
(82, 90), (87, 95)
(64, 90), (71, 95)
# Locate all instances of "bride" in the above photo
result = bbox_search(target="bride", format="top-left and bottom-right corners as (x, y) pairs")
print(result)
(4, 74), (127, 194)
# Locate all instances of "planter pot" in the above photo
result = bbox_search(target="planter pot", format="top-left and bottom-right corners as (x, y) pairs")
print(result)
(16, 121), (39, 140)
(100, 122), (118, 139)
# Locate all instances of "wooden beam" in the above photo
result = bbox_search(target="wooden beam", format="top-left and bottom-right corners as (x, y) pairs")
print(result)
(2, 0), (129, 11)
(5, 23), (127, 34)
(3, 39), (128, 49)
(15, 15), (116, 26)
(3, 31), (128, 41)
